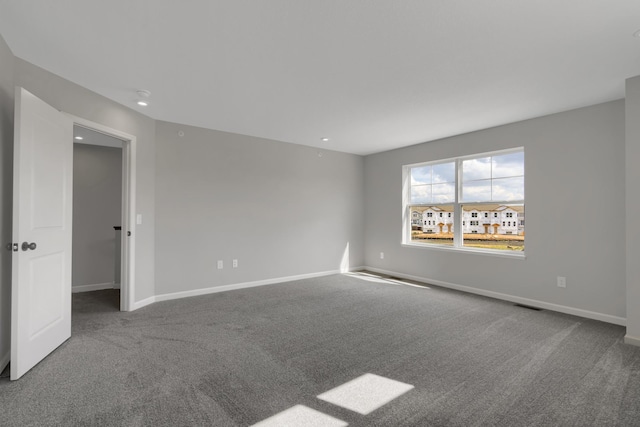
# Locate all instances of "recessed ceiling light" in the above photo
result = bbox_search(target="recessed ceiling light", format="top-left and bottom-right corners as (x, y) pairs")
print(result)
(136, 89), (151, 106)
(321, 137), (330, 142)
(74, 136), (83, 140)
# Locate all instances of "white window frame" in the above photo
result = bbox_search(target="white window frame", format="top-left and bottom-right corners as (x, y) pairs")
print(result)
(402, 147), (525, 258)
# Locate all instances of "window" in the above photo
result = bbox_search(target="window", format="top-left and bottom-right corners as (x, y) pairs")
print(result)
(404, 148), (524, 253)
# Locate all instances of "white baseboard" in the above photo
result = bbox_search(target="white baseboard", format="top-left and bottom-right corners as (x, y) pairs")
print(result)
(364, 266), (626, 326)
(131, 295), (156, 311)
(0, 351), (9, 374)
(72, 282), (116, 293)
(154, 267), (364, 304)
(624, 335), (640, 346)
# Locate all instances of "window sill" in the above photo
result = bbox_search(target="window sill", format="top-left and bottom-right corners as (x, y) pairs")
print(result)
(401, 242), (526, 259)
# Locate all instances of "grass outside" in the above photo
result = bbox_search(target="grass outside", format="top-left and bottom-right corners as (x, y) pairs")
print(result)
(411, 232), (524, 251)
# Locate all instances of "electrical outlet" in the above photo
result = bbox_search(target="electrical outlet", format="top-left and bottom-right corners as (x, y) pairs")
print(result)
(233, 259), (238, 268)
(380, 252), (384, 259)
(217, 260), (223, 270)
(557, 276), (566, 288)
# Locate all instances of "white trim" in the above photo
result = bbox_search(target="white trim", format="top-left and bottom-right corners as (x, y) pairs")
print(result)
(154, 267), (365, 303)
(65, 114), (137, 312)
(131, 295), (156, 311)
(72, 282), (115, 293)
(364, 267), (626, 326)
(121, 136), (136, 311)
(0, 351), (9, 374)
(401, 242), (526, 259)
(403, 146), (524, 170)
(624, 335), (640, 346)
(74, 137), (122, 149)
(69, 117), (137, 142)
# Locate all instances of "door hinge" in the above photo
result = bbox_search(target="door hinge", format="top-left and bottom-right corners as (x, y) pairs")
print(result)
(6, 243), (18, 252)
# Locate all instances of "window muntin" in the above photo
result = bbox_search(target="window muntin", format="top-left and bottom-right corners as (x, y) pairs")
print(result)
(404, 148), (524, 254)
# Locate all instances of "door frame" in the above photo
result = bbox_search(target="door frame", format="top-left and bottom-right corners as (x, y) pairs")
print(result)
(68, 115), (137, 312)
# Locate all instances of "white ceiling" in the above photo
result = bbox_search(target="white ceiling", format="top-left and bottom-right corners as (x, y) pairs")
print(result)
(1, 1), (639, 155)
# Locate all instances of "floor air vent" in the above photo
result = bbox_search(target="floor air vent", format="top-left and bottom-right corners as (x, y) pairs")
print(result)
(514, 303), (542, 311)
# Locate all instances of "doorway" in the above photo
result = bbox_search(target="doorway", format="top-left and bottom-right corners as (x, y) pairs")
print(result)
(72, 126), (123, 311)
(69, 117), (137, 312)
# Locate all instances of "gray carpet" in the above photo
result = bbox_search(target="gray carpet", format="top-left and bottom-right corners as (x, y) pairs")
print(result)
(1, 272), (640, 426)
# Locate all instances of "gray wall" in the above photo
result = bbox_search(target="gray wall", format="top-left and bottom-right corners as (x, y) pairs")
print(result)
(72, 144), (122, 289)
(13, 58), (157, 303)
(0, 32), (15, 367)
(364, 100), (626, 320)
(626, 76), (640, 340)
(155, 121), (364, 295)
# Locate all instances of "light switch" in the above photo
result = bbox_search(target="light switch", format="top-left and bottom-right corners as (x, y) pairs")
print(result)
(136, 214), (143, 225)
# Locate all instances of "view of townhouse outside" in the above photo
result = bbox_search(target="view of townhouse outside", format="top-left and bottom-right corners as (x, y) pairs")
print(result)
(410, 204), (524, 251)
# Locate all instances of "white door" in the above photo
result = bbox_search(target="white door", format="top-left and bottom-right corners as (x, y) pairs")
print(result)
(11, 88), (73, 380)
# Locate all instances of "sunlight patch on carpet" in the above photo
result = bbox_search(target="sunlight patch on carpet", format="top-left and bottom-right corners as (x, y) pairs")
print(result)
(317, 373), (414, 415)
(251, 405), (348, 427)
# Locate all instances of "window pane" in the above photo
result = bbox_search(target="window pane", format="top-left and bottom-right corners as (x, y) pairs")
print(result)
(411, 166), (431, 185)
(432, 183), (455, 203)
(462, 157), (491, 181)
(411, 184), (431, 204)
(461, 180), (491, 202)
(492, 152), (524, 179)
(410, 205), (454, 246)
(462, 204), (524, 251)
(432, 162), (455, 183)
(492, 177), (524, 201)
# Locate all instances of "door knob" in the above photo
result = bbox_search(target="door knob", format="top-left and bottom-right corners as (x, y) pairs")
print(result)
(21, 242), (37, 251)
